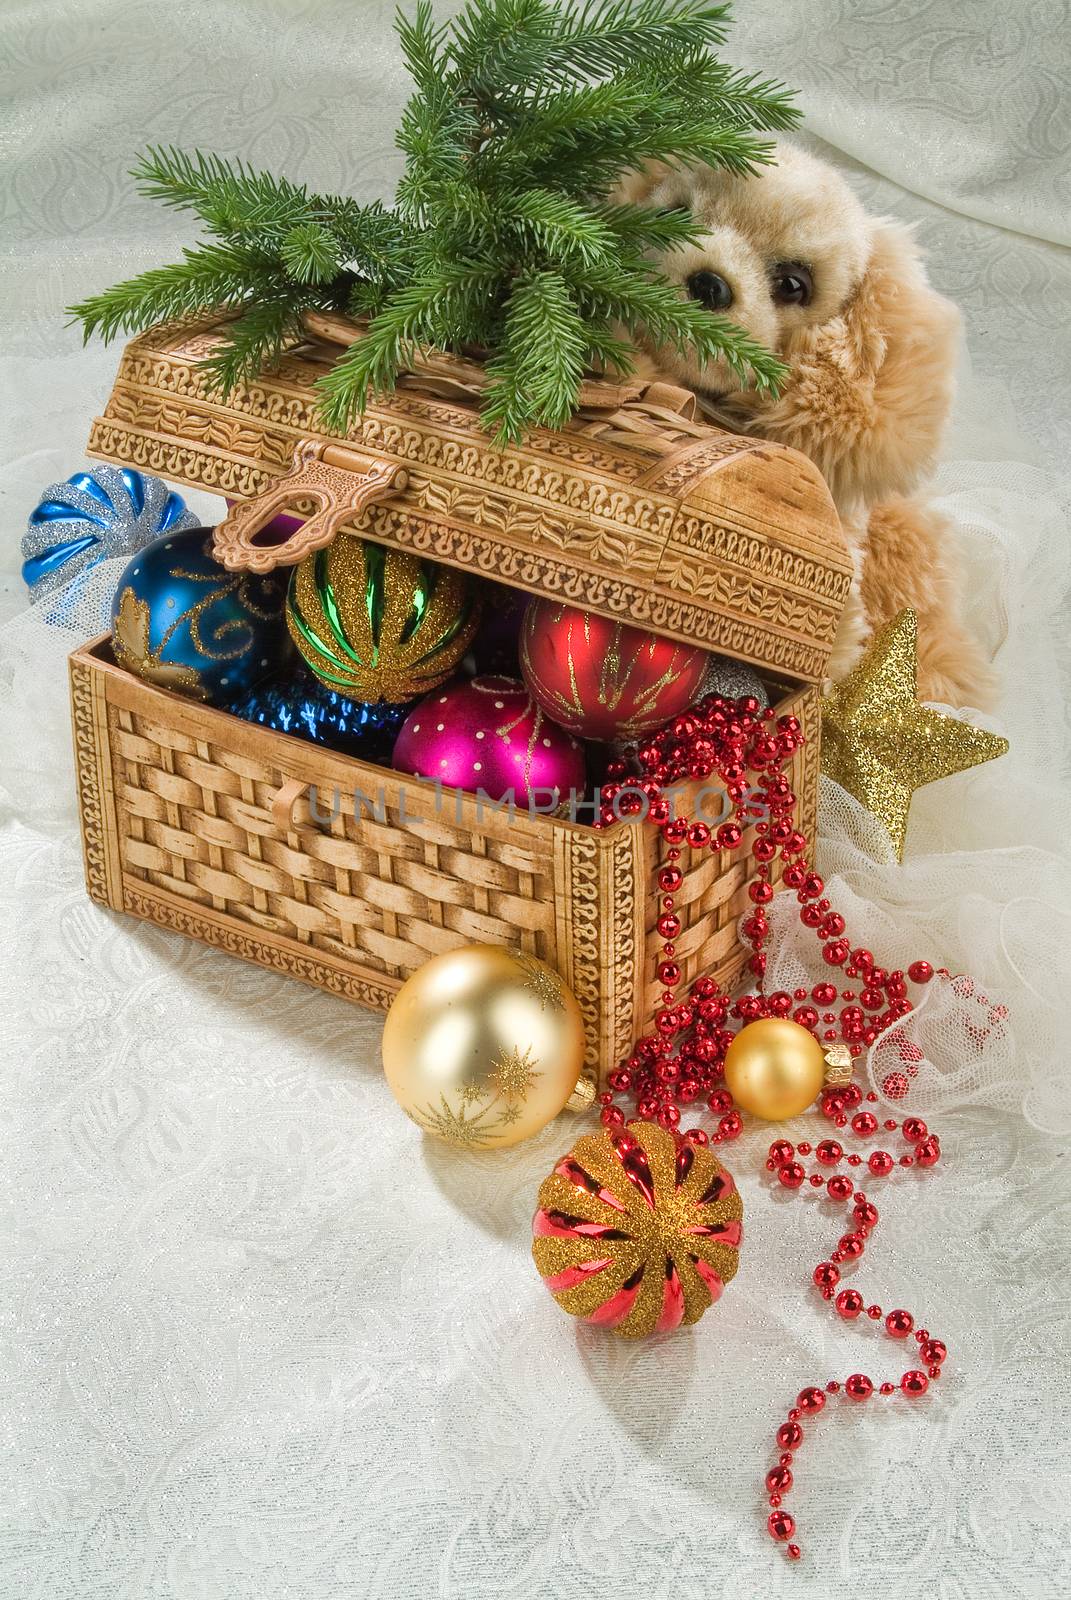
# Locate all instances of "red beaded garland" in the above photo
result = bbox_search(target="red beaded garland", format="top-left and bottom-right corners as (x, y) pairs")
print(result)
(760, 1128), (947, 1566)
(593, 690), (953, 1571)
(597, 689), (943, 1142)
(768, 1510), (796, 1541)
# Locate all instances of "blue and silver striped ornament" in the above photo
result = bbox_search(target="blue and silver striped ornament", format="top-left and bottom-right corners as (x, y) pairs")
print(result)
(22, 466), (200, 626)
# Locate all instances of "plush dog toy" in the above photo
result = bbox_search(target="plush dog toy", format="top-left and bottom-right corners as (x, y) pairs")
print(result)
(616, 144), (995, 709)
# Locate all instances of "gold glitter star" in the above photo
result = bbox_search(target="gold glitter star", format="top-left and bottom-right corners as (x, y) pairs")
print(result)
(458, 1077), (487, 1107)
(404, 1096), (497, 1147)
(821, 609), (1008, 861)
(514, 952), (565, 1013)
(487, 1046), (539, 1102)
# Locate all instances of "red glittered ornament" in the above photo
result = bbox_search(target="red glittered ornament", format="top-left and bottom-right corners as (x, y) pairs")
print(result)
(532, 1119), (742, 1337)
(519, 598), (708, 741)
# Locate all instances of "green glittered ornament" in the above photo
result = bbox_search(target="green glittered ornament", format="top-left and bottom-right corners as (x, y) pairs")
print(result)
(286, 539), (480, 703)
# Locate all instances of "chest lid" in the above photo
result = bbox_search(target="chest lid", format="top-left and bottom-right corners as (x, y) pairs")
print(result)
(86, 313), (852, 685)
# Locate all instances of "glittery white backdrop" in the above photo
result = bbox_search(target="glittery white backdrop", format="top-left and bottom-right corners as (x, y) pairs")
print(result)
(2, 4), (1070, 1596)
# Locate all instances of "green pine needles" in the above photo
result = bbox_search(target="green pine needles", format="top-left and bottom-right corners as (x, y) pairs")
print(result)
(71, 0), (800, 443)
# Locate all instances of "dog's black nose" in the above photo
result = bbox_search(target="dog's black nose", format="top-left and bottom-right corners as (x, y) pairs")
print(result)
(685, 270), (734, 312)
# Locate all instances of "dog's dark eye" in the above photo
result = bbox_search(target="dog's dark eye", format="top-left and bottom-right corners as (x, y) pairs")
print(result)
(771, 263), (813, 306)
(686, 270), (734, 312)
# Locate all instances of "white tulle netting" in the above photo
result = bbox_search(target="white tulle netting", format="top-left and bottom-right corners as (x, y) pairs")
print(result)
(762, 397), (1071, 1140)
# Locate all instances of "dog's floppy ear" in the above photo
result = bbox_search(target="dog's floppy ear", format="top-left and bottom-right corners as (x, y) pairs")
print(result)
(732, 222), (961, 509)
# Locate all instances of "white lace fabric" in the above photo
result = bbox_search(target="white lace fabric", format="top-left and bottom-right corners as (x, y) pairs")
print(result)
(2, 3), (1070, 1596)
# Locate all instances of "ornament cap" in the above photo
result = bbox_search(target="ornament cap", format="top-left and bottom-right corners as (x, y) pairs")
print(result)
(822, 1042), (854, 1086)
(565, 1076), (597, 1113)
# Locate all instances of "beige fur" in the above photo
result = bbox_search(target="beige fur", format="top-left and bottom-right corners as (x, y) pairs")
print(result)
(615, 145), (995, 708)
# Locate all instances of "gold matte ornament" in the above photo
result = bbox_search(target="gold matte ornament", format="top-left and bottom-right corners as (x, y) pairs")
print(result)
(821, 608), (1009, 860)
(723, 1017), (826, 1121)
(381, 945), (588, 1149)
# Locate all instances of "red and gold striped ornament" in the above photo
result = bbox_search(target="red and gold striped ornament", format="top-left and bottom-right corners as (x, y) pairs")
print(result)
(519, 599), (709, 741)
(532, 1119), (743, 1338)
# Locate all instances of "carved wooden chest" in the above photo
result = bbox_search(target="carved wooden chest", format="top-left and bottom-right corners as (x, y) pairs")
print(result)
(72, 313), (850, 1084)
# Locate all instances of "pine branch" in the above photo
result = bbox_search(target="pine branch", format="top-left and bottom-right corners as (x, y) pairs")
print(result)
(533, 0), (734, 82)
(647, 53), (799, 130)
(569, 260), (789, 392)
(394, 0), (449, 89)
(324, 200), (418, 286)
(446, 0), (554, 84)
(595, 202), (702, 253)
(507, 188), (618, 264)
(449, 0), (733, 90)
(280, 223), (342, 283)
(316, 259), (503, 429)
(631, 118), (776, 175)
(395, 79), (476, 223)
(693, 65), (801, 131)
(579, 324), (637, 377)
(482, 271), (588, 441)
(198, 296), (312, 392)
(502, 77), (652, 144)
(131, 146), (312, 237)
(69, 241), (278, 344)
(73, 0), (801, 438)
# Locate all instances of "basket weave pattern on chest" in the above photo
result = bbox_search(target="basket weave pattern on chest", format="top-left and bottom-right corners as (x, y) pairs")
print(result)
(73, 316), (851, 1085)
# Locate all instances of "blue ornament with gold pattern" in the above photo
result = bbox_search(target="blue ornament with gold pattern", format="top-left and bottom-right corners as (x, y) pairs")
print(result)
(23, 466), (200, 626)
(227, 664), (408, 760)
(111, 527), (290, 703)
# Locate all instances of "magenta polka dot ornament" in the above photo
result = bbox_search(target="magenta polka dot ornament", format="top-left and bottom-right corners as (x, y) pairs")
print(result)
(392, 674), (585, 809)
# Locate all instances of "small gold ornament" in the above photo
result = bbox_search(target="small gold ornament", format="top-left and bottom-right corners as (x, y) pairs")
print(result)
(821, 608), (1008, 861)
(381, 945), (588, 1149)
(723, 1017), (826, 1121)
